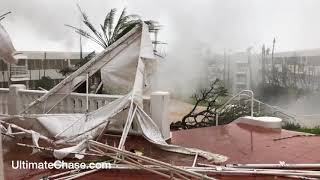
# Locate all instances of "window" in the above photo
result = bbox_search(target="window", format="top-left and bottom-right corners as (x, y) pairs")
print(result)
(48, 59), (56, 69)
(17, 59), (26, 66)
(55, 60), (62, 69)
(34, 60), (42, 70)
(28, 59), (36, 70)
(237, 75), (247, 82)
(237, 63), (247, 72)
(43, 59), (49, 69)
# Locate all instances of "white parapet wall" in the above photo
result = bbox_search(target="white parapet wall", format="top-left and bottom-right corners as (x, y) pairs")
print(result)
(234, 116), (282, 129)
(150, 91), (171, 141)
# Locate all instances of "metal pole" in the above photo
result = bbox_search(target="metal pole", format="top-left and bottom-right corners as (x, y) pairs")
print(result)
(38, 61), (40, 80)
(192, 153), (198, 167)
(223, 50), (226, 83)
(248, 48), (253, 90)
(262, 44), (266, 84)
(271, 38), (276, 83)
(251, 91), (254, 117)
(43, 52), (46, 77)
(215, 114), (219, 126)
(8, 64), (11, 86)
(86, 72), (89, 112)
(78, 3), (83, 60)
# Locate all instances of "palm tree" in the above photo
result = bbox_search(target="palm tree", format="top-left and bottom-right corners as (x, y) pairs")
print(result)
(66, 7), (141, 49)
(63, 7), (158, 93)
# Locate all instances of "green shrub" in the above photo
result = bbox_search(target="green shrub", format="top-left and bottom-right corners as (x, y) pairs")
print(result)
(282, 122), (320, 135)
(35, 76), (54, 90)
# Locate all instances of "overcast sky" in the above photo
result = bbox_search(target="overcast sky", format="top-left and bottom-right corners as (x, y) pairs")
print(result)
(1, 0), (320, 54)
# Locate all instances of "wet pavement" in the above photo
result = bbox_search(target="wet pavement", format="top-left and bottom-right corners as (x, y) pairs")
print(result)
(172, 123), (320, 164)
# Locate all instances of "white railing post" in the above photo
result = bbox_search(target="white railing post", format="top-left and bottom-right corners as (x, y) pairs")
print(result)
(8, 84), (26, 115)
(150, 91), (171, 141)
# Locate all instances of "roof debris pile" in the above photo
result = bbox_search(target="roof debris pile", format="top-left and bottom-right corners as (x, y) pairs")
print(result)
(0, 22), (228, 179)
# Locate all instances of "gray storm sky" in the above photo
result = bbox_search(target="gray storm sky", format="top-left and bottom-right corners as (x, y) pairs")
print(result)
(0, 0), (320, 54)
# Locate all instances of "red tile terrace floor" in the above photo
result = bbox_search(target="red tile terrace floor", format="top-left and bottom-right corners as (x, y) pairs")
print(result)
(4, 122), (320, 180)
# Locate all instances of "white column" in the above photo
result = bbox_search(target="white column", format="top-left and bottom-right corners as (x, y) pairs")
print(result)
(8, 84), (26, 115)
(150, 91), (171, 141)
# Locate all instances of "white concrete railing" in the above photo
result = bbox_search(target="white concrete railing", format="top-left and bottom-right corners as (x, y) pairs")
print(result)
(0, 85), (150, 116)
(18, 89), (129, 114)
(0, 84), (171, 139)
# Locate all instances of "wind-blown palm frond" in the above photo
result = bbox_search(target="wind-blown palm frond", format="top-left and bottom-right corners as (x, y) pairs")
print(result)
(111, 8), (140, 42)
(0, 12), (11, 22)
(65, 24), (106, 48)
(113, 19), (141, 42)
(102, 8), (116, 45)
(79, 9), (107, 48)
(111, 8), (127, 38)
(66, 7), (143, 49)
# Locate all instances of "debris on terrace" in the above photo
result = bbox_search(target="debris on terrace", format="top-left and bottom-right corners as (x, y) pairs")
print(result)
(0, 10), (320, 180)
(0, 22), (228, 179)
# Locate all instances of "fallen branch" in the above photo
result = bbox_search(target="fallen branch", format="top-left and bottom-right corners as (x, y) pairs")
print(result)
(273, 134), (318, 141)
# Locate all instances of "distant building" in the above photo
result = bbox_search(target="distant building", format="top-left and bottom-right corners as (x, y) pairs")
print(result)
(230, 52), (252, 94)
(234, 61), (250, 93)
(0, 51), (90, 89)
(207, 48), (320, 95)
(206, 52), (252, 94)
(207, 64), (224, 83)
(264, 48), (320, 89)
